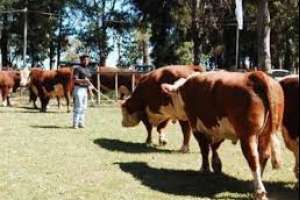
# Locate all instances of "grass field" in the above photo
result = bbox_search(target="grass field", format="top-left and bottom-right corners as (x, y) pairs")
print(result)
(0, 105), (298, 200)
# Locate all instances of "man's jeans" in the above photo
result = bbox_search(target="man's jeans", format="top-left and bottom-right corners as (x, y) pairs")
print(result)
(73, 86), (88, 126)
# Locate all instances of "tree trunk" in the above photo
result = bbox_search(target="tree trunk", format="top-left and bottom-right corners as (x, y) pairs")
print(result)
(99, 0), (108, 66)
(192, 0), (201, 65)
(49, 39), (55, 70)
(57, 15), (63, 68)
(284, 38), (293, 71)
(257, 0), (272, 72)
(142, 39), (150, 65)
(0, 14), (9, 67)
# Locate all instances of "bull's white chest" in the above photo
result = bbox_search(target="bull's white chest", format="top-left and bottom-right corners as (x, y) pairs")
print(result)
(195, 118), (238, 143)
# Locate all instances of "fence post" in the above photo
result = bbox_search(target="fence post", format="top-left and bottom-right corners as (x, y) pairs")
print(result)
(97, 66), (101, 105)
(131, 73), (136, 93)
(115, 72), (119, 101)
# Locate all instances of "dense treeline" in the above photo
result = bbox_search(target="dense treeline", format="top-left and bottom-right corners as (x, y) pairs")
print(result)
(0, 0), (298, 71)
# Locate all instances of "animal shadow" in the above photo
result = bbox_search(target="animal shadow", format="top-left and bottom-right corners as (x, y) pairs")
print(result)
(31, 125), (72, 130)
(94, 138), (174, 154)
(117, 162), (298, 200)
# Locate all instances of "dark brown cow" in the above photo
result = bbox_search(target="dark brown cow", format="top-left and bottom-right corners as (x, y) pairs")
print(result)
(160, 71), (284, 200)
(0, 70), (27, 106)
(280, 75), (299, 188)
(121, 65), (205, 153)
(29, 68), (73, 112)
(91, 67), (142, 99)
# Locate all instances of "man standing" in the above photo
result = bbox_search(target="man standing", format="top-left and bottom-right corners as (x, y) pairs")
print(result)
(73, 55), (92, 129)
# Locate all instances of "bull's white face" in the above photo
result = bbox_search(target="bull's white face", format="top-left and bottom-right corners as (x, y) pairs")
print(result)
(121, 102), (141, 127)
(19, 68), (30, 87)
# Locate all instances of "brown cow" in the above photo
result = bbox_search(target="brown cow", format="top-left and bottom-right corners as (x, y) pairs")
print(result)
(0, 70), (27, 106)
(121, 65), (206, 153)
(91, 67), (142, 99)
(280, 75), (299, 188)
(160, 71), (284, 200)
(29, 68), (73, 112)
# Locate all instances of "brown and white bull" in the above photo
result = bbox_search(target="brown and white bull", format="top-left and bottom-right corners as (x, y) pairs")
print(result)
(121, 65), (205, 153)
(161, 71), (284, 200)
(0, 70), (28, 106)
(280, 75), (299, 188)
(28, 68), (73, 112)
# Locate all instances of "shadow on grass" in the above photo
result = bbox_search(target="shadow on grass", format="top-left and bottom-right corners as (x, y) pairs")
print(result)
(17, 106), (68, 114)
(31, 125), (72, 130)
(94, 138), (174, 154)
(18, 106), (38, 110)
(117, 162), (298, 200)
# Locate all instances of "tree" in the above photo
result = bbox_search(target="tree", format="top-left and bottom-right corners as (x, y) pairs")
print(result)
(191, 0), (201, 65)
(257, 0), (271, 72)
(70, 0), (133, 66)
(0, 0), (18, 66)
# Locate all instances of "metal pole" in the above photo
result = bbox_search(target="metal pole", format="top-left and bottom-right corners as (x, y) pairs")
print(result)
(235, 27), (240, 70)
(23, 7), (28, 68)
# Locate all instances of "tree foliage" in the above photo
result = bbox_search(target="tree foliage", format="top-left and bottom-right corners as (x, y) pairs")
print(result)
(0, 0), (298, 71)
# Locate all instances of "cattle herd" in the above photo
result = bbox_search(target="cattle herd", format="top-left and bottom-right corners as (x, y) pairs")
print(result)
(0, 65), (299, 200)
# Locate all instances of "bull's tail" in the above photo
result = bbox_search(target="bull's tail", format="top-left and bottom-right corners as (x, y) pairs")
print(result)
(249, 71), (284, 169)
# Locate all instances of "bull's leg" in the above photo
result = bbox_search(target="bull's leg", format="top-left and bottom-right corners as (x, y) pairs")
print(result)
(63, 87), (71, 113)
(194, 132), (211, 173)
(66, 93), (71, 113)
(157, 121), (169, 146)
(6, 96), (12, 107)
(57, 97), (61, 110)
(258, 133), (283, 184)
(178, 120), (191, 153)
(1, 87), (9, 106)
(283, 129), (299, 189)
(212, 140), (224, 174)
(29, 88), (38, 109)
(33, 99), (38, 109)
(294, 144), (299, 189)
(241, 135), (268, 200)
(142, 118), (153, 145)
(40, 97), (50, 113)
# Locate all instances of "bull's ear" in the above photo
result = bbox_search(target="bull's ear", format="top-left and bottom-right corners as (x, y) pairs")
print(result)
(161, 84), (177, 95)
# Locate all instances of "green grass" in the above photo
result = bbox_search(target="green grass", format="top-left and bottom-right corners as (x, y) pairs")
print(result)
(0, 105), (298, 200)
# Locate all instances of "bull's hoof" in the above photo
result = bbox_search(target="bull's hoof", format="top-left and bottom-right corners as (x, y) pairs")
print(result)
(212, 157), (223, 174)
(271, 157), (282, 170)
(255, 192), (268, 200)
(294, 182), (299, 191)
(179, 145), (190, 153)
(199, 167), (212, 175)
(159, 140), (168, 146)
(145, 138), (153, 146)
(145, 143), (153, 148)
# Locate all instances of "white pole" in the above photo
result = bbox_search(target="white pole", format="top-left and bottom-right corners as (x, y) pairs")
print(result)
(131, 73), (135, 93)
(235, 0), (243, 70)
(235, 28), (240, 69)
